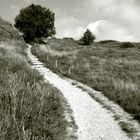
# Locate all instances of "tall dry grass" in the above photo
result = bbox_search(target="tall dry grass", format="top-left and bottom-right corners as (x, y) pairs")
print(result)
(0, 41), (76, 140)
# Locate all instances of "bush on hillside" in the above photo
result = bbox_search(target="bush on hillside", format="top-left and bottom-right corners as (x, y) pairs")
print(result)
(99, 40), (118, 44)
(63, 37), (74, 41)
(14, 4), (56, 42)
(121, 42), (135, 48)
(80, 29), (95, 45)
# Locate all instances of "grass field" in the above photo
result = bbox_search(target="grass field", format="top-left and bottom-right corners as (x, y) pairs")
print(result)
(32, 38), (140, 123)
(0, 18), (77, 140)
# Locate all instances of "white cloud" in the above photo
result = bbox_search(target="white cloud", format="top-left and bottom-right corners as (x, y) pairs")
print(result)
(85, 0), (140, 41)
(23, 0), (45, 4)
(55, 18), (137, 41)
(87, 20), (137, 42)
(55, 16), (85, 39)
(10, 5), (20, 16)
(23, 0), (32, 4)
(53, 0), (140, 41)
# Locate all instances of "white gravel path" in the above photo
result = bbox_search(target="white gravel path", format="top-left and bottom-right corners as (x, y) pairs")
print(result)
(26, 44), (139, 140)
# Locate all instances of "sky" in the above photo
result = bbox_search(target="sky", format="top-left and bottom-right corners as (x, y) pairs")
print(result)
(0, 0), (140, 41)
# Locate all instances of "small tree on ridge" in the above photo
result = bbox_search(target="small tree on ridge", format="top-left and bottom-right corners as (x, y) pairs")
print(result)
(80, 29), (95, 45)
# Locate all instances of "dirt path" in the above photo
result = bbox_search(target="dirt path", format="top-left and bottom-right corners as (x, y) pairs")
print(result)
(26, 44), (140, 140)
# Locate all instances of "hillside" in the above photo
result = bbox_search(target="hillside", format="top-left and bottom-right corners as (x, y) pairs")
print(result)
(32, 38), (140, 125)
(1, 16), (140, 139)
(0, 18), (76, 139)
(0, 17), (23, 41)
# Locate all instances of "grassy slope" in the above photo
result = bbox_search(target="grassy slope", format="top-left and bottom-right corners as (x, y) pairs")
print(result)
(32, 38), (140, 123)
(0, 19), (76, 140)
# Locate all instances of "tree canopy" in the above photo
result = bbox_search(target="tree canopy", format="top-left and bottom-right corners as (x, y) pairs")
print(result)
(14, 4), (56, 42)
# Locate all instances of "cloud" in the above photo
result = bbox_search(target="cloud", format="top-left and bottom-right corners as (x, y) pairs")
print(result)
(55, 16), (138, 41)
(55, 16), (85, 39)
(55, 19), (137, 41)
(85, 0), (140, 41)
(10, 5), (20, 16)
(87, 20), (137, 41)
(54, 0), (140, 41)
(23, 0), (45, 4)
(23, 0), (32, 4)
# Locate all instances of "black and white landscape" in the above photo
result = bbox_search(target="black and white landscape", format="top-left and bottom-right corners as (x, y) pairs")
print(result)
(0, 0), (140, 140)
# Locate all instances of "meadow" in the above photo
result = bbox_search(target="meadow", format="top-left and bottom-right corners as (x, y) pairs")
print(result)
(32, 38), (140, 123)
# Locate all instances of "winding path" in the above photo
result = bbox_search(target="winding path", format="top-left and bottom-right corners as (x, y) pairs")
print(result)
(26, 44), (140, 140)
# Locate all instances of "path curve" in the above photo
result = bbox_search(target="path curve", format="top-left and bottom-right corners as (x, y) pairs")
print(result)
(26, 44), (138, 140)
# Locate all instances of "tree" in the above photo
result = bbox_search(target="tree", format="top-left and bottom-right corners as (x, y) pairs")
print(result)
(14, 4), (56, 42)
(80, 29), (95, 45)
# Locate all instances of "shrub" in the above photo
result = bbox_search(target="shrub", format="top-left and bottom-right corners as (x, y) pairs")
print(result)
(121, 42), (135, 48)
(63, 37), (74, 41)
(14, 4), (56, 42)
(99, 40), (118, 44)
(80, 29), (95, 45)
